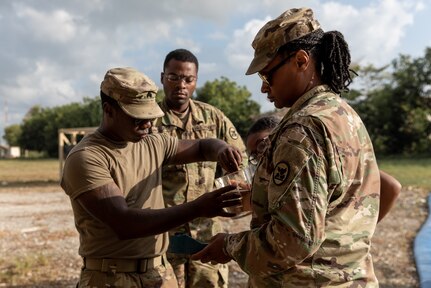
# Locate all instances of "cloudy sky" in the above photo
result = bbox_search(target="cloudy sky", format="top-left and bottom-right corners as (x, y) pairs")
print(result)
(0, 0), (429, 144)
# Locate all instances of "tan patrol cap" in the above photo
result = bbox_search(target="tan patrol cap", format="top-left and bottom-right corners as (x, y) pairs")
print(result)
(100, 67), (164, 119)
(246, 7), (321, 75)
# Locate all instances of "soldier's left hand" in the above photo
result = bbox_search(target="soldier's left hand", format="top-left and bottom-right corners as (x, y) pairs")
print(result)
(191, 233), (232, 264)
(217, 145), (242, 172)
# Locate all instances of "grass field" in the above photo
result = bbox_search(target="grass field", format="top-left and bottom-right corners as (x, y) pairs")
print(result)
(1, 156), (430, 190)
(0, 158), (59, 185)
(378, 156), (431, 191)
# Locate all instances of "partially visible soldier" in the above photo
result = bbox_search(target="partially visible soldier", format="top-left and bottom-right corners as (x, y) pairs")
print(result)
(153, 48), (247, 288)
(246, 115), (401, 223)
(193, 7), (381, 287)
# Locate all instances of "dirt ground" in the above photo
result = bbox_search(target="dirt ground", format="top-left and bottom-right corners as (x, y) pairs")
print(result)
(0, 184), (429, 287)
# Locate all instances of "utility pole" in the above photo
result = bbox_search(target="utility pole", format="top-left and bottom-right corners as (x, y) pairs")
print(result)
(4, 98), (7, 125)
(1, 97), (7, 145)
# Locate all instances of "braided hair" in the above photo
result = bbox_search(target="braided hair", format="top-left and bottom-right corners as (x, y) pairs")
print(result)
(279, 29), (354, 94)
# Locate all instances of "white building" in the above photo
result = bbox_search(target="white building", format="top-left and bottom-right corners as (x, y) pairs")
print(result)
(0, 145), (21, 158)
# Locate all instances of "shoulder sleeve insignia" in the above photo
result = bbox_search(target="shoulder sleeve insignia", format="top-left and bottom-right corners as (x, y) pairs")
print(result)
(228, 127), (239, 140)
(273, 162), (289, 185)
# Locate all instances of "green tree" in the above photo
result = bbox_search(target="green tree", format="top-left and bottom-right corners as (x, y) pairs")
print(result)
(195, 76), (260, 138)
(349, 48), (431, 155)
(18, 97), (101, 157)
(388, 49), (431, 154)
(19, 106), (50, 153)
(3, 124), (22, 146)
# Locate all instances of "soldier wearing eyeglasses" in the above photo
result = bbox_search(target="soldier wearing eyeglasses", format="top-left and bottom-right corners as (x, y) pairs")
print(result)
(153, 49), (247, 288)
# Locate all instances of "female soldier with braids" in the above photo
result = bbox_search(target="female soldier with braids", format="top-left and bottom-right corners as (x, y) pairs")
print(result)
(193, 8), (381, 287)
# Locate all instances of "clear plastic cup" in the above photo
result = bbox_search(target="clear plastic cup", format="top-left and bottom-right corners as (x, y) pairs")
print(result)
(214, 166), (255, 217)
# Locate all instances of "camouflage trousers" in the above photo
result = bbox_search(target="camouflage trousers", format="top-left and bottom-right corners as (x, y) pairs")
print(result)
(77, 257), (178, 288)
(167, 253), (228, 288)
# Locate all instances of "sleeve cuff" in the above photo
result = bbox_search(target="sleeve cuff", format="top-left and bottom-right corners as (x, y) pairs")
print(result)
(223, 233), (233, 258)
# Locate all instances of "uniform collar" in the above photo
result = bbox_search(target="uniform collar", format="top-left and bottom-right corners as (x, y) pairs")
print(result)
(159, 99), (204, 128)
(283, 85), (332, 121)
(270, 85), (332, 139)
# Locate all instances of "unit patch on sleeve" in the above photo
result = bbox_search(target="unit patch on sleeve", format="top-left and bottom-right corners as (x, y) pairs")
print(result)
(228, 127), (239, 140)
(273, 162), (289, 185)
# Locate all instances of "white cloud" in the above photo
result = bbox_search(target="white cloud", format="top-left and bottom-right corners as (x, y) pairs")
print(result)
(208, 31), (227, 40)
(0, 0), (428, 144)
(131, 23), (172, 46)
(14, 4), (78, 43)
(175, 38), (201, 54)
(6, 60), (78, 105)
(182, 0), (251, 23)
(319, 0), (419, 66)
(225, 17), (271, 71)
(0, 59), (82, 129)
(414, 1), (426, 11)
(199, 62), (218, 75)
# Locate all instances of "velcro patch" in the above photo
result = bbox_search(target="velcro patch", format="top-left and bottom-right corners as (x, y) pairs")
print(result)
(273, 162), (289, 185)
(229, 127), (239, 140)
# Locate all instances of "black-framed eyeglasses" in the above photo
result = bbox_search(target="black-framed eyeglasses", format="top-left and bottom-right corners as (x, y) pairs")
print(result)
(248, 136), (269, 166)
(248, 153), (259, 166)
(258, 51), (297, 86)
(163, 73), (197, 84)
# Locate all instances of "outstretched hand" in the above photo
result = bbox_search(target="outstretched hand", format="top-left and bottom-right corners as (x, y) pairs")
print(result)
(191, 233), (232, 264)
(217, 145), (243, 173)
(193, 185), (241, 218)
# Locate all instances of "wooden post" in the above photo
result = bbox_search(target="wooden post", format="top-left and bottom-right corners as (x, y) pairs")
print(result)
(58, 127), (97, 178)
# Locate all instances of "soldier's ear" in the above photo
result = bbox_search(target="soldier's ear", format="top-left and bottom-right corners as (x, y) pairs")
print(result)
(295, 50), (310, 70)
(103, 102), (115, 118)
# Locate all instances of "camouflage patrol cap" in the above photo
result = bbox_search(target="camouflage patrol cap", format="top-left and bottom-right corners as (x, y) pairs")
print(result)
(246, 7), (321, 75)
(100, 67), (164, 119)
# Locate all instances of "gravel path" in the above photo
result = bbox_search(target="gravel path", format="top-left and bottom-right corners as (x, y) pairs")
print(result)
(0, 184), (428, 287)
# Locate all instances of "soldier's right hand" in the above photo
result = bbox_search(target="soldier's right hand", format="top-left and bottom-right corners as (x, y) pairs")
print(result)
(193, 185), (242, 218)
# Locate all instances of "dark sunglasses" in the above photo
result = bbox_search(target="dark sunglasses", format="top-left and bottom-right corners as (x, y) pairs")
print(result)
(134, 118), (155, 127)
(258, 51), (297, 86)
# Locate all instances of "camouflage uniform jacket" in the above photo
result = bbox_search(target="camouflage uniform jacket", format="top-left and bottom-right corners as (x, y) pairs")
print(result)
(154, 99), (247, 241)
(225, 85), (380, 287)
